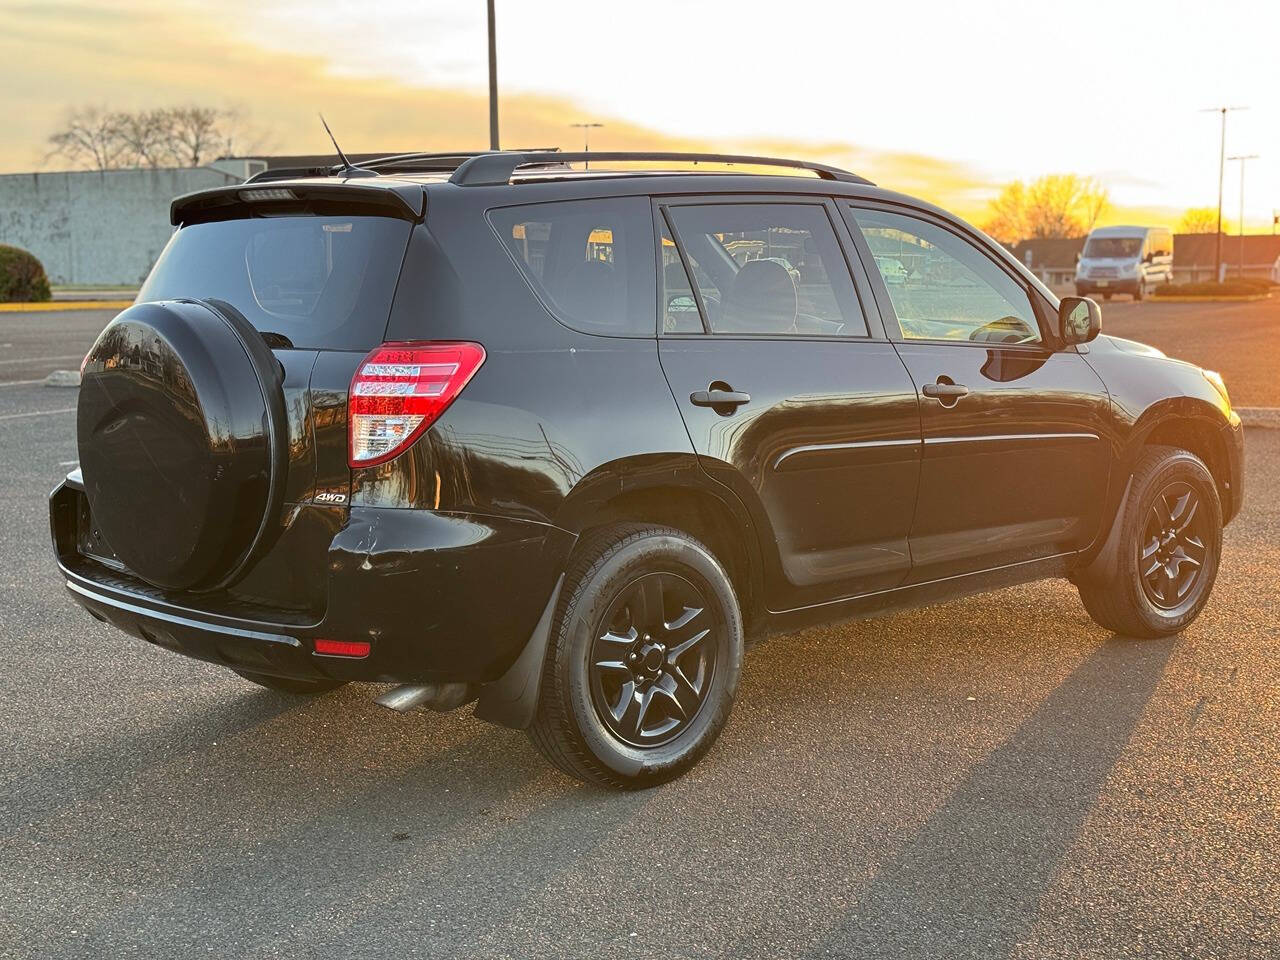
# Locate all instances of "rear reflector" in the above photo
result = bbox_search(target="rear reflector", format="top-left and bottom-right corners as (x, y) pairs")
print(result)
(314, 639), (371, 658)
(349, 341), (485, 467)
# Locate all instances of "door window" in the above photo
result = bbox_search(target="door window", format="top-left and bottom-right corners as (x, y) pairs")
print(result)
(489, 197), (656, 336)
(664, 203), (867, 336)
(853, 208), (1041, 345)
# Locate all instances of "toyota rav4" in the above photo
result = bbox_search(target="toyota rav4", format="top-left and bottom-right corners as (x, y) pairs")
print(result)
(52, 150), (1244, 788)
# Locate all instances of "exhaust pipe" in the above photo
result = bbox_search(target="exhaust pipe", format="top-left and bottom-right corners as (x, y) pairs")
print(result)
(375, 682), (477, 713)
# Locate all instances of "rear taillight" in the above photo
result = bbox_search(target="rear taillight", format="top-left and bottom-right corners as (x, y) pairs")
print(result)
(348, 341), (485, 468)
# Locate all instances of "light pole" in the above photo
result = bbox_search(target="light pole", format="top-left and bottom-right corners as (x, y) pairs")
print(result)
(1228, 154), (1259, 278)
(487, 0), (499, 150)
(570, 123), (604, 168)
(1200, 106), (1247, 281)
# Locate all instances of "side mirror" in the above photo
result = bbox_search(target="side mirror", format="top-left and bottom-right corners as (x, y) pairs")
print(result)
(1058, 296), (1101, 346)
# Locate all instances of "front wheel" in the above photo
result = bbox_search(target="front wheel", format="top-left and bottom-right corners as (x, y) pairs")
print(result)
(1134, 279), (1146, 301)
(1077, 446), (1222, 637)
(528, 523), (743, 789)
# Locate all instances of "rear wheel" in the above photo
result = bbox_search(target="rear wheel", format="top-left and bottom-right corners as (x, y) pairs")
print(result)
(528, 524), (743, 789)
(231, 668), (346, 695)
(1077, 446), (1222, 637)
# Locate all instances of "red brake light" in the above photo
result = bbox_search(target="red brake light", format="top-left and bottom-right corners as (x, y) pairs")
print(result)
(314, 639), (370, 658)
(348, 341), (485, 468)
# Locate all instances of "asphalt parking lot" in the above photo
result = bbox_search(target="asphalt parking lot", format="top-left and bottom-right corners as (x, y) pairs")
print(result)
(2, 306), (1277, 959)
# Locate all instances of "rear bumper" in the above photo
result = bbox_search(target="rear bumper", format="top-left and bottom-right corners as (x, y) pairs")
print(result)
(51, 479), (576, 684)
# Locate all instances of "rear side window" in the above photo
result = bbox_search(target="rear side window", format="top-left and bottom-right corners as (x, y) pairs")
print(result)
(663, 203), (867, 337)
(489, 197), (656, 336)
(138, 215), (412, 350)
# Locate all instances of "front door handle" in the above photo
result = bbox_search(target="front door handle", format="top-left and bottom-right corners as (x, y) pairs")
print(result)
(922, 382), (969, 402)
(690, 389), (751, 408)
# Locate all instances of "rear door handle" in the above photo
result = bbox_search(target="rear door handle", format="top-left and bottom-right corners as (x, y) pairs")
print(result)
(922, 382), (969, 400)
(690, 389), (751, 408)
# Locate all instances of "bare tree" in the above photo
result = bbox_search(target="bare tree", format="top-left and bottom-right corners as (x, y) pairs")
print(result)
(167, 106), (241, 166)
(1178, 207), (1219, 234)
(45, 106), (126, 171)
(114, 109), (173, 168)
(981, 181), (1028, 245)
(983, 174), (1111, 243)
(46, 105), (250, 170)
(1078, 176), (1110, 232)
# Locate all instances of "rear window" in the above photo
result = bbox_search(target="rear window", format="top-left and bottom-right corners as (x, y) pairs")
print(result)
(138, 215), (413, 350)
(488, 197), (656, 336)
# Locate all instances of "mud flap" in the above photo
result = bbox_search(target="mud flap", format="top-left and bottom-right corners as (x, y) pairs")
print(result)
(1071, 475), (1134, 586)
(473, 575), (563, 729)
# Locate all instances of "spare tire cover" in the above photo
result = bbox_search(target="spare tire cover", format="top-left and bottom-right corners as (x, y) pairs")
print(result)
(77, 299), (288, 591)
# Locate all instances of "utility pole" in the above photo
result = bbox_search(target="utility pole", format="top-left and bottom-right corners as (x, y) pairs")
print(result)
(569, 123), (604, 168)
(1228, 154), (1259, 278)
(487, 0), (499, 150)
(1201, 106), (1247, 281)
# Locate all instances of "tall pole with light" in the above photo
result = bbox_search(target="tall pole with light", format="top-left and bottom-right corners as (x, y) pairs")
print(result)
(570, 122), (604, 168)
(1228, 154), (1259, 278)
(1201, 106), (1247, 282)
(487, 0), (499, 150)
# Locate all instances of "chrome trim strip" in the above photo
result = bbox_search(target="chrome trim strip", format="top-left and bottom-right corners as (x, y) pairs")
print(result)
(64, 577), (307, 643)
(924, 432), (1098, 445)
(774, 437), (920, 469)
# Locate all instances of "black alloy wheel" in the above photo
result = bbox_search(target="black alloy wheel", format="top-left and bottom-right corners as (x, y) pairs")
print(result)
(1076, 446), (1223, 638)
(1138, 481), (1208, 611)
(587, 572), (718, 748)
(528, 523), (743, 789)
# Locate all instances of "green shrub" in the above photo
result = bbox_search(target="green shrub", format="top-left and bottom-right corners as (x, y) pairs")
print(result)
(0, 245), (52, 302)
(1153, 279), (1272, 298)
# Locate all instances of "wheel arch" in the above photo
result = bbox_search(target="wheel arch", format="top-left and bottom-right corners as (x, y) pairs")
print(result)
(1130, 398), (1234, 513)
(553, 456), (767, 637)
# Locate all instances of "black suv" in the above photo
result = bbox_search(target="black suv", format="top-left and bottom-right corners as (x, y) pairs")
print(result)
(53, 150), (1244, 788)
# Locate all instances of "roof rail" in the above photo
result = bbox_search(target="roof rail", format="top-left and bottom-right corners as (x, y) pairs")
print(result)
(353, 148), (563, 174)
(449, 151), (872, 187)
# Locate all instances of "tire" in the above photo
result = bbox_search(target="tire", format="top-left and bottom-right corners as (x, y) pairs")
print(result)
(528, 523), (744, 789)
(1134, 280), (1146, 301)
(231, 668), (346, 695)
(1077, 446), (1222, 638)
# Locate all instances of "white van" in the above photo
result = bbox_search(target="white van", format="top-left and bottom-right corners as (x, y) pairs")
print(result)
(1075, 225), (1174, 301)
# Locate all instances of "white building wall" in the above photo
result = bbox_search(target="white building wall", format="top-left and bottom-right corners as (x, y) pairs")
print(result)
(0, 167), (241, 286)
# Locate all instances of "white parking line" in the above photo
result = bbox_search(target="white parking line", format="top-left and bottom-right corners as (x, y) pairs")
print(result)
(0, 407), (76, 421)
(0, 378), (45, 388)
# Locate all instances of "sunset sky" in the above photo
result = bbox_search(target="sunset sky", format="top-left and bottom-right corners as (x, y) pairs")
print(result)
(3, 0), (1279, 231)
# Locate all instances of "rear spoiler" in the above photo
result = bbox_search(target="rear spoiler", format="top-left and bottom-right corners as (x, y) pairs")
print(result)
(170, 181), (426, 226)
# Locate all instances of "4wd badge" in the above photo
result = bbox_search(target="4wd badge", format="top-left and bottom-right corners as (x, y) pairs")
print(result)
(315, 491), (348, 505)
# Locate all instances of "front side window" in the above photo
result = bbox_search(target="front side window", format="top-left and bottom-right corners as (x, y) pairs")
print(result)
(853, 208), (1041, 345)
(489, 196), (655, 336)
(664, 203), (867, 336)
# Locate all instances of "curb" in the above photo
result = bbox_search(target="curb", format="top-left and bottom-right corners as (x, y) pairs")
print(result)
(1151, 294), (1271, 303)
(0, 300), (133, 313)
(1239, 407), (1280, 429)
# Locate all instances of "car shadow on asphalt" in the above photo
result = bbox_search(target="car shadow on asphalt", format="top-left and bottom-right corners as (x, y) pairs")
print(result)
(799, 632), (1178, 959)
